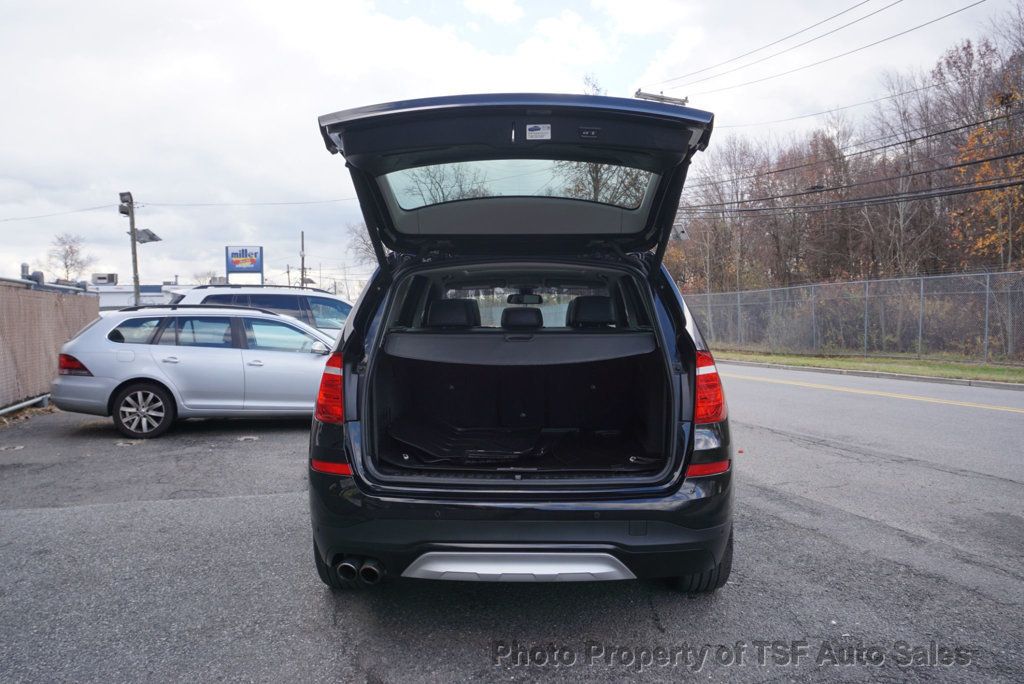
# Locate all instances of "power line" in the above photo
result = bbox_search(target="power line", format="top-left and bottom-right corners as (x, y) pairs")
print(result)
(677, 0), (989, 96)
(682, 148), (1024, 209)
(0, 196), (362, 223)
(3, 94), (1010, 224)
(146, 197), (358, 207)
(644, 0), (873, 88)
(146, 165), (560, 210)
(267, 255), (376, 274)
(685, 170), (1024, 214)
(717, 78), (943, 129)
(677, 173), (1024, 216)
(683, 108), (1022, 190)
(710, 94), (978, 170)
(665, 0), (906, 90)
(0, 204), (113, 223)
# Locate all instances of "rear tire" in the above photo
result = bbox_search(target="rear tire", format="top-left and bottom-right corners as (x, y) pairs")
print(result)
(676, 528), (732, 593)
(112, 382), (175, 439)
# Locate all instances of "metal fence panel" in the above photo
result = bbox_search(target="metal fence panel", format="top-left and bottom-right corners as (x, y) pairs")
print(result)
(684, 271), (1024, 365)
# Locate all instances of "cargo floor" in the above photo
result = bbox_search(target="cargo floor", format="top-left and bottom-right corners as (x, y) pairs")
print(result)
(380, 416), (662, 473)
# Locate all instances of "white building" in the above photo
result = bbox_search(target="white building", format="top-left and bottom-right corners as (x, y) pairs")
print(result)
(87, 274), (179, 310)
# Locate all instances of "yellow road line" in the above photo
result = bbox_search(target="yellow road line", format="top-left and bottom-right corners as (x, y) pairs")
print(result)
(720, 372), (1024, 415)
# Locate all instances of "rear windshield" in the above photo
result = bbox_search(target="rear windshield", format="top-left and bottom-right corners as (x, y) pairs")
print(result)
(382, 159), (653, 210)
(201, 293), (306, 321)
(308, 296), (351, 329)
(247, 294), (305, 319)
(445, 285), (608, 328)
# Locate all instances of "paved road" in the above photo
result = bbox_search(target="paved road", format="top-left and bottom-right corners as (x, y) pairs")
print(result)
(1, 365), (1022, 682)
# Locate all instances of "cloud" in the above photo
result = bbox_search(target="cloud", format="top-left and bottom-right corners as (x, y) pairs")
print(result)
(590, 0), (695, 36)
(0, 0), (1003, 288)
(518, 9), (612, 68)
(463, 0), (524, 24)
(0, 0), (602, 285)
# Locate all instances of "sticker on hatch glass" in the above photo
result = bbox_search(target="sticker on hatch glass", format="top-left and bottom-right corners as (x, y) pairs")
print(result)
(526, 123), (551, 140)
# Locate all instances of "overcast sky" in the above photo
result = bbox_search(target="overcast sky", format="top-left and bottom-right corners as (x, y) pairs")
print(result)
(0, 0), (1012, 290)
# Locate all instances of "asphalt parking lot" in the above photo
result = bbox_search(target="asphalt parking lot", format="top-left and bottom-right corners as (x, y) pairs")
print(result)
(1, 363), (1022, 682)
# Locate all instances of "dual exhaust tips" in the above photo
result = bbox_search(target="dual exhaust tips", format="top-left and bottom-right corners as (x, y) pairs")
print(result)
(336, 556), (384, 585)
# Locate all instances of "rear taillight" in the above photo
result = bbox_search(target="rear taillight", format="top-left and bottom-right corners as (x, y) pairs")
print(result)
(685, 460), (731, 477)
(310, 459), (353, 476)
(693, 350), (726, 424)
(58, 354), (92, 376)
(314, 352), (344, 424)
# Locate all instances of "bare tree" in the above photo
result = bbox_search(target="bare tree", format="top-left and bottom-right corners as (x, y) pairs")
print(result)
(346, 222), (378, 265)
(47, 233), (97, 282)
(552, 160), (651, 206)
(551, 75), (651, 207)
(191, 270), (218, 285)
(402, 163), (491, 205)
(671, 8), (1024, 293)
(583, 73), (604, 96)
(990, 0), (1024, 56)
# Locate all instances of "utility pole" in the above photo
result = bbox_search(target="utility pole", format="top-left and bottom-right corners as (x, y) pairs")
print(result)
(119, 191), (141, 306)
(286, 265), (291, 286)
(300, 231), (306, 289)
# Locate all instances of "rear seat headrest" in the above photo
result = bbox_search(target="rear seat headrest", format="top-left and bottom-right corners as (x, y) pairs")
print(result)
(425, 299), (481, 328)
(501, 307), (543, 329)
(566, 295), (614, 328)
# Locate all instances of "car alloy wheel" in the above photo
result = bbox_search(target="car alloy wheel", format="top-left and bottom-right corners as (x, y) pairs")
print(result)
(118, 390), (166, 435)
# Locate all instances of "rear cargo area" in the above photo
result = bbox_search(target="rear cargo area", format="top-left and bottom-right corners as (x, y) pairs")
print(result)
(369, 352), (669, 477)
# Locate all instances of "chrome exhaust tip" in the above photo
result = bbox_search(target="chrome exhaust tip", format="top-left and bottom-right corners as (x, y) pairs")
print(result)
(359, 558), (384, 585)
(336, 556), (360, 582)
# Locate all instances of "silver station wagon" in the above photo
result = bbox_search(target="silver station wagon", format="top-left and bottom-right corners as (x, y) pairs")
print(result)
(50, 305), (334, 438)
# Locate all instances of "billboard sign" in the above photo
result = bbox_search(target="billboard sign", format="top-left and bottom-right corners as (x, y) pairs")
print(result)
(225, 246), (264, 275)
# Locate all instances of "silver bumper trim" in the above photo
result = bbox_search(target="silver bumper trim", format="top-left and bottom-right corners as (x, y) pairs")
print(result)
(400, 551), (636, 582)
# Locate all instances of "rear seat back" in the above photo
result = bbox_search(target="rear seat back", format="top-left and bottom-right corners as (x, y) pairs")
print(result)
(394, 356), (638, 431)
(566, 295), (615, 328)
(424, 299), (481, 328)
(501, 307), (543, 330)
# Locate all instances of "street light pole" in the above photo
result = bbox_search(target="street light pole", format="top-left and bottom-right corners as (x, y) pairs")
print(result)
(119, 192), (161, 305)
(119, 191), (141, 306)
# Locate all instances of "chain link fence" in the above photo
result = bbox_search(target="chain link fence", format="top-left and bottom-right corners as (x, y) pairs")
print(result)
(683, 271), (1024, 365)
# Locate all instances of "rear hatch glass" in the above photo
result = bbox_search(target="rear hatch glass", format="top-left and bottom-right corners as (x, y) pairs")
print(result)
(318, 93), (714, 258)
(384, 159), (653, 210)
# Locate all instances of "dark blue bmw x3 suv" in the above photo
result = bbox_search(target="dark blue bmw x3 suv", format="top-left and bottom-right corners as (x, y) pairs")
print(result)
(307, 93), (732, 592)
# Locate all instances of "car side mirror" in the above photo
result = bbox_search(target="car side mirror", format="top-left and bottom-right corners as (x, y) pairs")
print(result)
(311, 341), (330, 355)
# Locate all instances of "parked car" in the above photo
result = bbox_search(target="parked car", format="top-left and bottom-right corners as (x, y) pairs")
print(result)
(50, 305), (334, 438)
(171, 286), (352, 338)
(308, 94), (733, 593)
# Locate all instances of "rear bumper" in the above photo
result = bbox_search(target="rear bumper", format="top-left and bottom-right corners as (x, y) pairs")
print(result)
(49, 376), (114, 416)
(309, 470), (733, 580)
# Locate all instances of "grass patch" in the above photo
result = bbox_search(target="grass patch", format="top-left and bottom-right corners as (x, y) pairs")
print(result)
(714, 350), (1024, 384)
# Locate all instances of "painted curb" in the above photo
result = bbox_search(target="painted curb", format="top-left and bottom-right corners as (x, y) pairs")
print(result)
(717, 359), (1024, 392)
